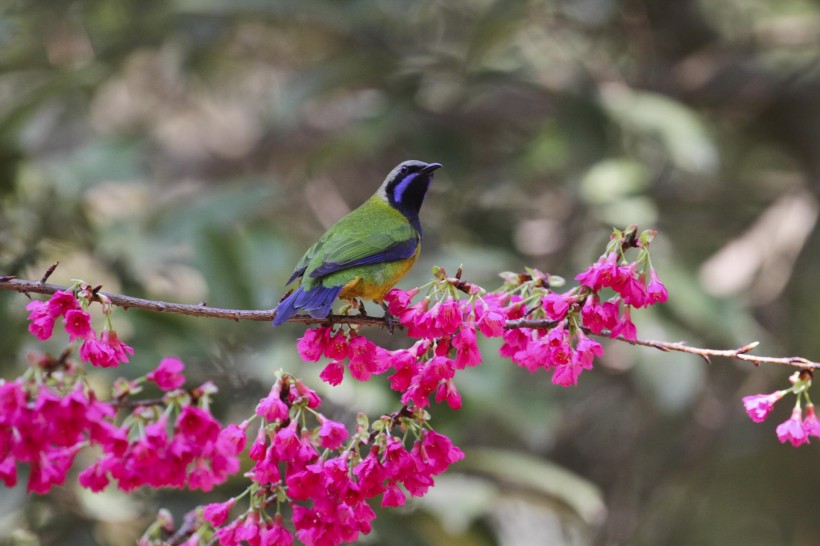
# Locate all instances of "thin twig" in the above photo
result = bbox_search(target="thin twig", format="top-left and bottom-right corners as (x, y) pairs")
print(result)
(40, 261), (59, 283)
(2, 276), (818, 370)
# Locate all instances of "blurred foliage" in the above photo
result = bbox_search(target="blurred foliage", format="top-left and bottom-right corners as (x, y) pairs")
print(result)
(2, 0), (820, 544)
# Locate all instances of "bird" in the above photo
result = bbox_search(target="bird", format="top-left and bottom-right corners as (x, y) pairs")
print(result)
(272, 160), (442, 326)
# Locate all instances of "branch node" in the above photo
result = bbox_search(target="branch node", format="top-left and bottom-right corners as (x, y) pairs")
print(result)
(736, 341), (760, 354)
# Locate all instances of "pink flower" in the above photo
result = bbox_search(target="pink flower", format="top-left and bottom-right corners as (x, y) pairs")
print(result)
(324, 331), (349, 360)
(574, 333), (604, 370)
(581, 296), (618, 334)
(47, 290), (80, 317)
(99, 330), (134, 365)
(260, 514), (293, 546)
(776, 407), (808, 447)
(575, 256), (608, 291)
(613, 265), (647, 308)
(256, 384), (290, 422)
(742, 391), (785, 423)
(203, 498), (236, 527)
(382, 482), (407, 507)
(542, 293), (571, 320)
(384, 288), (419, 316)
(803, 404), (820, 438)
(348, 334), (378, 382)
(476, 306), (505, 337)
(552, 362), (581, 387)
(79, 336), (117, 367)
(646, 268), (668, 305)
(26, 300), (55, 341)
(273, 421), (300, 461)
(176, 406), (221, 444)
(63, 309), (94, 341)
(431, 299), (462, 336)
(320, 360), (345, 386)
(435, 380), (462, 409)
(146, 357), (186, 391)
(292, 380), (322, 409)
(296, 327), (330, 362)
(452, 327), (481, 368)
(318, 417), (349, 450)
(610, 306), (637, 341)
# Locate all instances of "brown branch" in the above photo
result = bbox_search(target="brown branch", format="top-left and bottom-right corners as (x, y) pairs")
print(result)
(3, 276), (818, 370)
(0, 277), (387, 327)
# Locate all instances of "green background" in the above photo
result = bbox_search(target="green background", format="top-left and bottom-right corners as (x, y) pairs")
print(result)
(2, 0), (820, 544)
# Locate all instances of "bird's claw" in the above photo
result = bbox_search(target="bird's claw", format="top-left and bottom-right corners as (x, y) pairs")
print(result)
(380, 302), (396, 335)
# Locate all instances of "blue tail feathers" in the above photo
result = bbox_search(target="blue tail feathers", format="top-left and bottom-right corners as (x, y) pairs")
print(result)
(272, 285), (344, 326)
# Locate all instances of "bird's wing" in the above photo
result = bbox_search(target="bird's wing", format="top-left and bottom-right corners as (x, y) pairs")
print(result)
(308, 236), (418, 278)
(300, 201), (419, 282)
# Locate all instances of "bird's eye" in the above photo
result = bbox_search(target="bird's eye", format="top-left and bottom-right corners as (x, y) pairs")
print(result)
(400, 165), (409, 174)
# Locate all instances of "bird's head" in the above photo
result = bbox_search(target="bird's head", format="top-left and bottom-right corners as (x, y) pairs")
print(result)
(378, 160), (442, 217)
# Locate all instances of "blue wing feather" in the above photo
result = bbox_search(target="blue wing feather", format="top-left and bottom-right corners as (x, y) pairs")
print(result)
(308, 238), (418, 279)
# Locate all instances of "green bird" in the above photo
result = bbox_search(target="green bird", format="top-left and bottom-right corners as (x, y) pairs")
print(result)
(272, 160), (442, 326)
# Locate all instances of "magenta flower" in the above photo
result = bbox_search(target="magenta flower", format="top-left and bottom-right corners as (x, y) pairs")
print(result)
(99, 330), (134, 365)
(574, 333), (604, 370)
(575, 255), (608, 291)
(435, 380), (462, 409)
(296, 327), (329, 362)
(256, 384), (290, 422)
(63, 309), (93, 341)
(79, 336), (117, 367)
(47, 290), (80, 317)
(348, 334), (378, 381)
(320, 360), (345, 386)
(432, 299), (463, 336)
(542, 292), (571, 320)
(146, 357), (186, 390)
(203, 498), (236, 527)
(552, 362), (581, 386)
(273, 421), (301, 461)
(324, 331), (350, 360)
(646, 268), (669, 304)
(610, 306), (637, 341)
(776, 407), (808, 447)
(741, 391), (785, 423)
(476, 306), (505, 337)
(613, 267), (648, 308)
(318, 416), (349, 450)
(26, 300), (56, 341)
(260, 514), (293, 546)
(384, 287), (419, 316)
(453, 326), (481, 368)
(803, 404), (820, 439)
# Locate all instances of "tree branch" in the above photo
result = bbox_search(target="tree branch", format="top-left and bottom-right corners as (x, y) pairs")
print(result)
(0, 276), (386, 327)
(3, 276), (818, 370)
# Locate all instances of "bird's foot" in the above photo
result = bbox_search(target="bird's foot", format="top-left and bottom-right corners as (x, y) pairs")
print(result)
(357, 299), (368, 317)
(380, 301), (396, 335)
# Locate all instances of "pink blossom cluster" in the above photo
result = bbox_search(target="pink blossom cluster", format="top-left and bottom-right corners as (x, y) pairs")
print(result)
(0, 355), (243, 495)
(0, 378), (116, 493)
(80, 359), (245, 492)
(202, 373), (463, 546)
(26, 288), (133, 368)
(742, 382), (820, 447)
(294, 237), (668, 396)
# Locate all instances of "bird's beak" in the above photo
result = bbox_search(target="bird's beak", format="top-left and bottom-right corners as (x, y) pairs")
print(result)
(420, 162), (443, 174)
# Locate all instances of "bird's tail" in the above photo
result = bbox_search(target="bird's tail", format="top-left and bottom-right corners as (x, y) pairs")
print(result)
(272, 285), (343, 326)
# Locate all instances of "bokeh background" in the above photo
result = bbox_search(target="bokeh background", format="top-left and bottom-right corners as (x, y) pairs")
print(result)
(2, 0), (820, 544)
